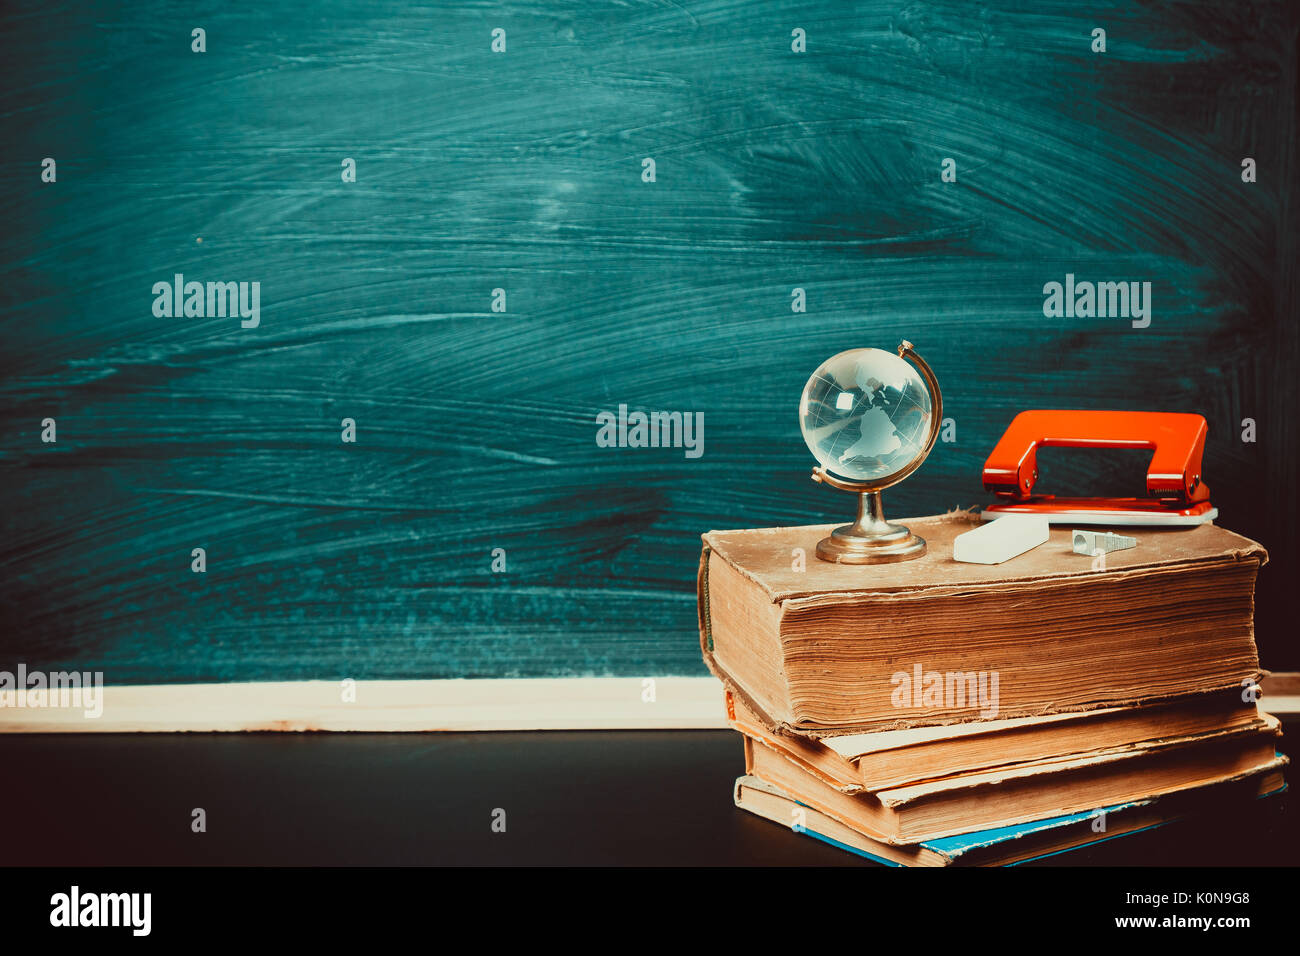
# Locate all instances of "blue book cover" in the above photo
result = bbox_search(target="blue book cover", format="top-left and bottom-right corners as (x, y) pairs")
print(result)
(735, 768), (1287, 866)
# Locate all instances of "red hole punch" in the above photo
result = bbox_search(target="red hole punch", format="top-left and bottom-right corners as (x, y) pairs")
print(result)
(980, 410), (1218, 527)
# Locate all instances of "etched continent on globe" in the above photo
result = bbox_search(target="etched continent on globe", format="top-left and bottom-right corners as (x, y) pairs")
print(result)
(799, 348), (933, 483)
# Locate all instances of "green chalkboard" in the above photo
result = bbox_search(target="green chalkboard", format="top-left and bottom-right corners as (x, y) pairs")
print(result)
(2, 1), (1296, 682)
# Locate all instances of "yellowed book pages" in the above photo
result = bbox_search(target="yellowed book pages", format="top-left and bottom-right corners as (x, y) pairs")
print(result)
(742, 716), (1285, 844)
(733, 768), (1287, 866)
(728, 689), (1265, 793)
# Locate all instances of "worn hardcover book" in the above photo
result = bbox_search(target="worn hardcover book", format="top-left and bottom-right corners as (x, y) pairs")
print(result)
(727, 689), (1267, 794)
(699, 515), (1267, 736)
(740, 715), (1285, 845)
(733, 769), (1289, 867)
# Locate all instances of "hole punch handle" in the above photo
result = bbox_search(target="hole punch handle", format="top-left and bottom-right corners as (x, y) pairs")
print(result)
(981, 410), (1210, 504)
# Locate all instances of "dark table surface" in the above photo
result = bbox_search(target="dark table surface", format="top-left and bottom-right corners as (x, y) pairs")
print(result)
(2, 725), (1294, 866)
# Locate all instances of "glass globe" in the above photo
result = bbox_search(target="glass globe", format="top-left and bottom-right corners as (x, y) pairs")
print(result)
(799, 347), (934, 484)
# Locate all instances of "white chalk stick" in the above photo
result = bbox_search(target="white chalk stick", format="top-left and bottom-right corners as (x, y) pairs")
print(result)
(953, 514), (1050, 565)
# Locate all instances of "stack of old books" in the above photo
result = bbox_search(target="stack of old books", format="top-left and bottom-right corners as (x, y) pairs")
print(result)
(698, 514), (1287, 865)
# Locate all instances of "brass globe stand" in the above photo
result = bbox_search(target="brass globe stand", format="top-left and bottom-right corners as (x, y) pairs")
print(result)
(811, 341), (942, 564)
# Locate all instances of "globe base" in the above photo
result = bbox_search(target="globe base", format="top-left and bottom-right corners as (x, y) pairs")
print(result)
(816, 523), (927, 564)
(812, 487), (928, 564)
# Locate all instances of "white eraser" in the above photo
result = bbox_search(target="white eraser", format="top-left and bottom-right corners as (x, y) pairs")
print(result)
(953, 514), (1050, 565)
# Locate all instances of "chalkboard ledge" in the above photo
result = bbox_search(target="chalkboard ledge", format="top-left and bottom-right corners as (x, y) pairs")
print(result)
(0, 677), (729, 733)
(2, 675), (1295, 733)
